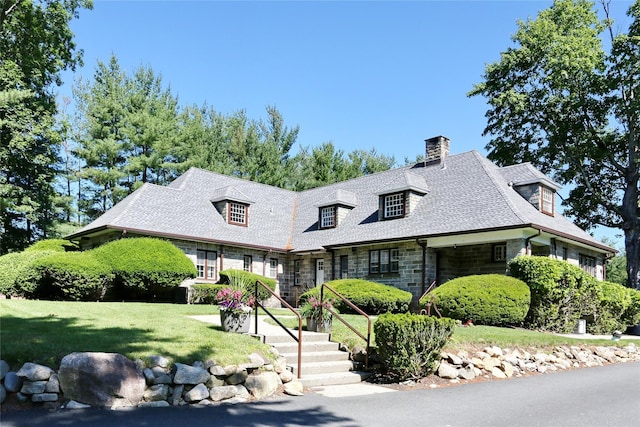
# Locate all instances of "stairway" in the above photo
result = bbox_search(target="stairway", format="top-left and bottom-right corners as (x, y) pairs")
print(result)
(265, 330), (371, 388)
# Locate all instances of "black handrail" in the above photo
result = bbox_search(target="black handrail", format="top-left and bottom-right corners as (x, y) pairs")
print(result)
(320, 283), (371, 368)
(253, 280), (303, 379)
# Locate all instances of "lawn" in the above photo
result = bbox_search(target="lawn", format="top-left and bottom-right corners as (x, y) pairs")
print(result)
(0, 300), (273, 370)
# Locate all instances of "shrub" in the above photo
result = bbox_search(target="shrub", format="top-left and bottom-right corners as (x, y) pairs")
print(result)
(299, 279), (412, 315)
(0, 250), (56, 297)
(25, 252), (113, 301)
(24, 239), (78, 253)
(423, 274), (530, 327)
(374, 312), (456, 380)
(509, 256), (600, 333)
(218, 269), (276, 303)
(191, 283), (226, 304)
(93, 237), (196, 301)
(590, 281), (640, 334)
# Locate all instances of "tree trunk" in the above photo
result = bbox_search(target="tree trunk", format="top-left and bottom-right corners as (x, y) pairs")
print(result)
(625, 228), (640, 290)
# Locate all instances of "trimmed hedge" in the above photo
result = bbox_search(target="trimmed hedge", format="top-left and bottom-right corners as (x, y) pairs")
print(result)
(299, 279), (412, 315)
(218, 269), (277, 303)
(591, 281), (640, 334)
(25, 252), (113, 301)
(24, 239), (78, 253)
(423, 274), (530, 327)
(374, 313), (456, 380)
(191, 283), (226, 304)
(93, 238), (197, 301)
(0, 250), (56, 297)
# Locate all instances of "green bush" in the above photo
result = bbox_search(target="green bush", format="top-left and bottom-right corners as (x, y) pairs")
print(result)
(24, 239), (78, 253)
(374, 313), (456, 380)
(509, 256), (600, 333)
(423, 274), (530, 327)
(191, 283), (225, 304)
(218, 269), (277, 303)
(299, 279), (412, 315)
(93, 237), (197, 301)
(0, 250), (56, 297)
(25, 252), (113, 301)
(590, 281), (640, 334)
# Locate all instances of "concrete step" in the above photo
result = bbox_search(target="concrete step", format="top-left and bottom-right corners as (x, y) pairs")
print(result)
(299, 371), (373, 388)
(289, 360), (355, 376)
(280, 350), (350, 364)
(264, 331), (330, 344)
(271, 341), (339, 354)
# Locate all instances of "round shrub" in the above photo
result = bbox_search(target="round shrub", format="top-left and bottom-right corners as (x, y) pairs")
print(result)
(25, 251), (113, 301)
(191, 283), (226, 304)
(299, 279), (412, 315)
(591, 281), (640, 334)
(93, 237), (197, 301)
(0, 250), (56, 297)
(24, 239), (78, 253)
(424, 274), (530, 326)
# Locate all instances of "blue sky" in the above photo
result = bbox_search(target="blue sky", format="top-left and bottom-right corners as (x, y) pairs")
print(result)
(58, 0), (635, 246)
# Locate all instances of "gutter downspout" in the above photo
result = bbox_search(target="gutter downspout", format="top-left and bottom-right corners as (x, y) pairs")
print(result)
(417, 239), (427, 296)
(525, 229), (542, 256)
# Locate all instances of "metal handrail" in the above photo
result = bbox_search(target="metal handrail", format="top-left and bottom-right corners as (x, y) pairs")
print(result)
(419, 280), (441, 317)
(253, 280), (303, 378)
(320, 283), (371, 368)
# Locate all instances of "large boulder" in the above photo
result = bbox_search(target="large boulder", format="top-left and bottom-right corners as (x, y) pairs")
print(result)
(244, 371), (280, 399)
(58, 352), (145, 408)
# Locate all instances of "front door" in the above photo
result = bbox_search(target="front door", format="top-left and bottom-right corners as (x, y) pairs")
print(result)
(315, 259), (324, 287)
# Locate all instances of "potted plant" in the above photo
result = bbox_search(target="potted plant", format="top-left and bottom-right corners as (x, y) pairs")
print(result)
(216, 287), (255, 333)
(299, 296), (336, 333)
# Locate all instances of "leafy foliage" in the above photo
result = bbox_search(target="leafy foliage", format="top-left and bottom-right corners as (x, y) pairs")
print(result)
(0, 250), (56, 296)
(190, 283), (226, 304)
(299, 279), (412, 315)
(374, 313), (456, 380)
(218, 269), (276, 303)
(591, 281), (640, 334)
(424, 274), (530, 326)
(24, 239), (78, 253)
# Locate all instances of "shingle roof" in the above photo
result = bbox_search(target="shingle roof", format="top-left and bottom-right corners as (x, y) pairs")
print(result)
(69, 151), (612, 254)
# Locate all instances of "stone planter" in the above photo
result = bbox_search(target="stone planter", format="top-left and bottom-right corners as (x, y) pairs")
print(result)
(306, 316), (332, 333)
(220, 310), (251, 333)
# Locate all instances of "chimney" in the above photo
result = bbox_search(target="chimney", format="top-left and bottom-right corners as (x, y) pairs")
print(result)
(425, 135), (450, 165)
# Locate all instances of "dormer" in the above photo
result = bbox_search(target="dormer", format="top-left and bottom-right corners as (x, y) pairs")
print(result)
(210, 186), (254, 226)
(375, 171), (428, 221)
(316, 190), (358, 229)
(511, 178), (561, 216)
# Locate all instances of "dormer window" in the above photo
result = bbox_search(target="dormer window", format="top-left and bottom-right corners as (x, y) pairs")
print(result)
(541, 186), (554, 215)
(383, 192), (405, 219)
(229, 202), (248, 226)
(320, 206), (336, 229)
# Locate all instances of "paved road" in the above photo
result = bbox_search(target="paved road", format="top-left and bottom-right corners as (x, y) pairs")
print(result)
(2, 362), (639, 427)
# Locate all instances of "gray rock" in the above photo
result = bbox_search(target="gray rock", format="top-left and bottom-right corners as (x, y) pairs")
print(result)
(153, 373), (173, 385)
(151, 366), (167, 377)
(143, 368), (155, 385)
(351, 346), (367, 363)
(31, 393), (58, 402)
(209, 385), (239, 402)
(233, 385), (250, 399)
(16, 362), (53, 381)
(58, 352), (145, 408)
(491, 367), (507, 379)
(144, 384), (169, 402)
(184, 384), (209, 403)
(446, 352), (463, 366)
(16, 392), (29, 403)
(283, 380), (304, 396)
(437, 362), (459, 379)
(246, 353), (267, 368)
(0, 384), (5, 404)
(244, 371), (279, 399)
(0, 360), (9, 381)
(226, 369), (248, 385)
(21, 380), (47, 394)
(279, 368), (294, 383)
(173, 363), (210, 385)
(209, 365), (227, 376)
(192, 361), (205, 369)
(139, 400), (171, 408)
(45, 373), (60, 393)
(206, 375), (225, 388)
(65, 400), (91, 409)
(4, 371), (22, 392)
(170, 384), (184, 406)
(148, 355), (170, 368)
(458, 367), (476, 380)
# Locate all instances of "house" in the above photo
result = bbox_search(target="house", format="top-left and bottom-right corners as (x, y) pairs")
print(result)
(66, 136), (615, 305)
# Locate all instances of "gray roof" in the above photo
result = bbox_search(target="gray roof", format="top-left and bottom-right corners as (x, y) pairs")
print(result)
(69, 151), (612, 254)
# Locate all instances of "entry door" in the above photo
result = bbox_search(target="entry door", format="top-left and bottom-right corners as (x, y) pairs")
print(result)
(315, 259), (324, 287)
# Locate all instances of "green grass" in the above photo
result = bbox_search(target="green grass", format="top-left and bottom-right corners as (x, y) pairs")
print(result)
(0, 300), (273, 370)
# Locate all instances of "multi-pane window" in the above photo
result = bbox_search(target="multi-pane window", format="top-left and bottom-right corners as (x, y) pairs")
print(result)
(243, 255), (252, 272)
(196, 250), (217, 280)
(270, 258), (278, 278)
(229, 202), (248, 225)
(294, 260), (301, 285)
(579, 254), (596, 277)
(340, 255), (348, 279)
(369, 249), (399, 274)
(541, 187), (554, 215)
(383, 193), (405, 219)
(320, 206), (336, 229)
(493, 243), (507, 262)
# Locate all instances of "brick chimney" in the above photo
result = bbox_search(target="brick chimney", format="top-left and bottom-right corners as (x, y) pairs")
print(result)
(425, 136), (450, 164)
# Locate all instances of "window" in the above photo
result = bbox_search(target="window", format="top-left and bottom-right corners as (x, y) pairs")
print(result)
(243, 255), (252, 272)
(294, 260), (301, 286)
(493, 243), (507, 262)
(320, 206), (336, 229)
(541, 187), (554, 215)
(269, 258), (278, 278)
(383, 193), (405, 219)
(340, 255), (348, 279)
(196, 250), (217, 280)
(579, 254), (596, 277)
(562, 247), (568, 261)
(369, 248), (399, 274)
(228, 202), (248, 225)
